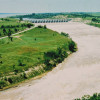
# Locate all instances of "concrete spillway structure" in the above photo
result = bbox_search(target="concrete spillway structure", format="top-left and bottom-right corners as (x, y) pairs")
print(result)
(24, 18), (71, 23)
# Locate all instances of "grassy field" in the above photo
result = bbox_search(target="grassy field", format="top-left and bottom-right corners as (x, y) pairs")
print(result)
(0, 25), (77, 89)
(0, 27), (72, 76)
(0, 18), (33, 37)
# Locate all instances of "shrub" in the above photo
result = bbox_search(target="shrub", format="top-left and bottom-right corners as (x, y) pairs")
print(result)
(23, 73), (27, 79)
(69, 40), (77, 52)
(44, 25), (47, 29)
(61, 32), (69, 37)
(37, 25), (43, 28)
(43, 44), (70, 70)
(8, 77), (13, 84)
(0, 80), (8, 89)
(18, 60), (25, 66)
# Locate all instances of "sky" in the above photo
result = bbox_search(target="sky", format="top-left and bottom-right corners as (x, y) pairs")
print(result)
(0, 0), (100, 13)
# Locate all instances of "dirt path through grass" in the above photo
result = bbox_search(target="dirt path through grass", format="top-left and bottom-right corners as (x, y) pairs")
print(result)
(0, 26), (34, 40)
(0, 22), (100, 100)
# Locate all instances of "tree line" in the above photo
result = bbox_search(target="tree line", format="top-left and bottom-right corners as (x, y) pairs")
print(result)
(10, 13), (67, 19)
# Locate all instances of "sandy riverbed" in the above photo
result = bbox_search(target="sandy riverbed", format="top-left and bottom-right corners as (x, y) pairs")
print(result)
(0, 22), (100, 100)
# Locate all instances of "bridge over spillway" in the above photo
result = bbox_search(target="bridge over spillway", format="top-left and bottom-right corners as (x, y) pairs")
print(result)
(23, 18), (71, 23)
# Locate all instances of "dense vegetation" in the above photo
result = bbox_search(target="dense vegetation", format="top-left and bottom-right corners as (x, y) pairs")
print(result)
(0, 18), (33, 37)
(10, 13), (66, 19)
(0, 25), (77, 89)
(87, 17), (100, 28)
(75, 93), (100, 100)
(91, 18), (100, 23)
(88, 22), (100, 28)
(10, 12), (100, 20)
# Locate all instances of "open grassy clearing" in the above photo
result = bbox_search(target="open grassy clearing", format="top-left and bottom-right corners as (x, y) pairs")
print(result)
(0, 25), (77, 89)
(0, 27), (73, 76)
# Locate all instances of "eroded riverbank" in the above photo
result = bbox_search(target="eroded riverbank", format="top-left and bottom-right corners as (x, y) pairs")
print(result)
(0, 22), (100, 100)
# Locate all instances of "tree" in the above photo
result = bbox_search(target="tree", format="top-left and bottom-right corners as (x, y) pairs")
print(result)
(92, 18), (97, 22)
(0, 80), (8, 89)
(69, 41), (76, 52)
(1, 25), (4, 28)
(19, 17), (23, 22)
(8, 29), (11, 38)
(14, 28), (18, 32)
(27, 23), (33, 28)
(3, 28), (7, 35)
(44, 25), (47, 29)
(0, 33), (1, 36)
(8, 29), (13, 42)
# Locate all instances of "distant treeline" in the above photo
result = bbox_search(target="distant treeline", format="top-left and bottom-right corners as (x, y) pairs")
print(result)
(10, 13), (66, 19)
(10, 12), (100, 19)
(66, 12), (100, 18)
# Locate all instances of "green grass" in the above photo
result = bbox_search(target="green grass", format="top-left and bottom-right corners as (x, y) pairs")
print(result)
(0, 18), (33, 37)
(0, 27), (73, 77)
(0, 26), (77, 89)
(0, 18), (23, 27)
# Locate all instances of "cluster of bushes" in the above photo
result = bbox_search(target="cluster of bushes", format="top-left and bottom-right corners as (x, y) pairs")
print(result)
(0, 23), (33, 37)
(0, 72), (27, 89)
(0, 18), (10, 21)
(0, 66), (45, 89)
(44, 41), (77, 71)
(75, 93), (100, 100)
(61, 32), (69, 37)
(88, 23), (100, 28)
(92, 18), (100, 23)
(0, 23), (33, 29)
(37, 25), (47, 29)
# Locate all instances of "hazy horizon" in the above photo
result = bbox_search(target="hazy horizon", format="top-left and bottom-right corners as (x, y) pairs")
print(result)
(0, 0), (100, 13)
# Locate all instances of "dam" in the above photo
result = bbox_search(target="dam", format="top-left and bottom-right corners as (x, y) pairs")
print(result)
(23, 18), (71, 23)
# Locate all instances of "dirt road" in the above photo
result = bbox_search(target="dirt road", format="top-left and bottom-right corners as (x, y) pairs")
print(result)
(0, 22), (100, 100)
(0, 27), (34, 40)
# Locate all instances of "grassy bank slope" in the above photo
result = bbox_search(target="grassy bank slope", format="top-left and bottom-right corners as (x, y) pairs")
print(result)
(0, 26), (77, 89)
